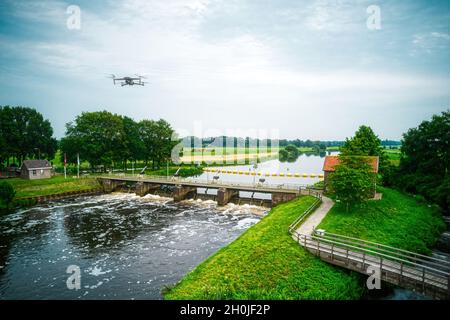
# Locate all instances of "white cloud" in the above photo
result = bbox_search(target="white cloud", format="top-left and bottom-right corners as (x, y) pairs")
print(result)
(1, 0), (449, 140)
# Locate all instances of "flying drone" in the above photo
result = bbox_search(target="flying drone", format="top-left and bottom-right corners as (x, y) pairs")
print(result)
(109, 74), (146, 86)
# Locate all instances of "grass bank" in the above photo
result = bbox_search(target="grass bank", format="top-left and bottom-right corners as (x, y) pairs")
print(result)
(318, 187), (445, 255)
(164, 196), (363, 300)
(8, 176), (100, 199)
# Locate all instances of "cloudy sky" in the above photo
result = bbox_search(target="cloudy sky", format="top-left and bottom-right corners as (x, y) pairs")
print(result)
(0, 0), (449, 140)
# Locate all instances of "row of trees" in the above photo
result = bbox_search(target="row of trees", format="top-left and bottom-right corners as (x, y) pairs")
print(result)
(0, 106), (57, 166)
(60, 111), (178, 170)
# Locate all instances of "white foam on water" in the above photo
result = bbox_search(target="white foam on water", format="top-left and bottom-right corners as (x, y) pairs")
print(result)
(233, 217), (261, 230)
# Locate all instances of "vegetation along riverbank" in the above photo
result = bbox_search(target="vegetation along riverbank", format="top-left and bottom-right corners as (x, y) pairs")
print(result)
(164, 185), (445, 300)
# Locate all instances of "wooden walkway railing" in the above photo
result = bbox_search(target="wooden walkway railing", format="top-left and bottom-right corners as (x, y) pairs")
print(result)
(291, 229), (450, 299)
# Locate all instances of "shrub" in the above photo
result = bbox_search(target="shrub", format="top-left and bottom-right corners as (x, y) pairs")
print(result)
(0, 181), (16, 207)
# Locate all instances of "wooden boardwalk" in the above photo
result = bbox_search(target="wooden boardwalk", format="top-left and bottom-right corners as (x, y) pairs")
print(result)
(292, 230), (450, 299)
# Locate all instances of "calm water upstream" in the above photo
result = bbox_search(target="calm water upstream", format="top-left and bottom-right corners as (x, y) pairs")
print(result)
(0, 193), (267, 299)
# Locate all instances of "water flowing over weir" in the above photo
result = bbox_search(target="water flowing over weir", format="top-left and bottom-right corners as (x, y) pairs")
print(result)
(0, 193), (267, 299)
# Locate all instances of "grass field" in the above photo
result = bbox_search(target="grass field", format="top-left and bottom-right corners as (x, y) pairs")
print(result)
(8, 176), (101, 198)
(318, 187), (445, 255)
(164, 196), (363, 300)
(384, 149), (401, 166)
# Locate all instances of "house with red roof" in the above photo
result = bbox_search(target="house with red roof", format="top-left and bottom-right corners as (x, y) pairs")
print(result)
(322, 155), (379, 195)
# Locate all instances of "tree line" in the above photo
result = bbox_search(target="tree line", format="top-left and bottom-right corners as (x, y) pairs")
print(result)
(60, 111), (178, 171)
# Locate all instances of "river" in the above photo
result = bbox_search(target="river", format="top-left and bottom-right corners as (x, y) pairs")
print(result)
(0, 193), (266, 299)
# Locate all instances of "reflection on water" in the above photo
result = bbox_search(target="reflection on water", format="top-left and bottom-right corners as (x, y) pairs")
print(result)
(0, 193), (266, 299)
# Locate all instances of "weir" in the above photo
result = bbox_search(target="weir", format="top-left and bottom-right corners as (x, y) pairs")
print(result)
(97, 176), (320, 207)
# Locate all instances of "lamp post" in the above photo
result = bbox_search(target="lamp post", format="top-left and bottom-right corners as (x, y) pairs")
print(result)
(252, 163), (258, 185)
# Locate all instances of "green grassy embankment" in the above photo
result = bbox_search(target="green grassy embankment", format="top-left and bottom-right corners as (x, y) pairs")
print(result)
(318, 187), (445, 255)
(164, 196), (363, 300)
(8, 176), (100, 199)
(165, 186), (445, 299)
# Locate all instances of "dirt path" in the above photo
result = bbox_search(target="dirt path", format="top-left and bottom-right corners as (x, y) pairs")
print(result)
(295, 196), (334, 235)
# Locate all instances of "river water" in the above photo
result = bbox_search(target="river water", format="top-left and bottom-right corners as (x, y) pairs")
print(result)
(0, 193), (267, 299)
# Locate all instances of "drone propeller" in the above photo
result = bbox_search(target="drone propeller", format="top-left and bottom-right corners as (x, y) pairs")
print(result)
(135, 74), (147, 79)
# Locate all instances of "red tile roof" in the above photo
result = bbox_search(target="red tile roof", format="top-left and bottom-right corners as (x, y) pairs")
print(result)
(323, 156), (379, 173)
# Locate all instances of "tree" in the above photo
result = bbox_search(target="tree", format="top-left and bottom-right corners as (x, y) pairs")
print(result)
(341, 125), (383, 156)
(0, 106), (57, 165)
(122, 116), (145, 168)
(0, 181), (15, 208)
(329, 157), (374, 212)
(341, 125), (390, 180)
(139, 119), (177, 169)
(60, 111), (127, 171)
(396, 110), (449, 212)
(282, 144), (300, 162)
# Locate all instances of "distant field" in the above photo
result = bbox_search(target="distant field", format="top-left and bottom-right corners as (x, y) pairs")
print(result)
(384, 148), (401, 166)
(182, 147), (280, 157)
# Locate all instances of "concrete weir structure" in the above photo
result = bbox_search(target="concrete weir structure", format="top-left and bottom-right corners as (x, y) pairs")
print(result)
(97, 176), (320, 207)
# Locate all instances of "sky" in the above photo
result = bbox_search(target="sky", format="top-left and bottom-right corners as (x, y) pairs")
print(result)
(0, 0), (449, 140)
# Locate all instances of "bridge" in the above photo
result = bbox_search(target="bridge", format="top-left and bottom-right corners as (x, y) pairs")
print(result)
(97, 175), (322, 207)
(288, 195), (450, 300)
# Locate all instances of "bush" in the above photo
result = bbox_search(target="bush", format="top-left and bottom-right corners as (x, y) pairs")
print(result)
(0, 181), (16, 207)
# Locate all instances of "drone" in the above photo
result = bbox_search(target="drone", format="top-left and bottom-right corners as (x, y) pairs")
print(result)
(109, 74), (146, 86)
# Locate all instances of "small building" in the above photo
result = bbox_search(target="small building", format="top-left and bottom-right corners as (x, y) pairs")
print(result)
(20, 160), (53, 180)
(322, 155), (379, 195)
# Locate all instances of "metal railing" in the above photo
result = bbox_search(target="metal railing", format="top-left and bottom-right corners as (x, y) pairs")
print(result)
(293, 230), (450, 296)
(288, 194), (322, 234)
(99, 174), (319, 193)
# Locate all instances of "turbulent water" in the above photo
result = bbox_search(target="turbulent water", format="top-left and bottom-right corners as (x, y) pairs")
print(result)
(0, 193), (267, 300)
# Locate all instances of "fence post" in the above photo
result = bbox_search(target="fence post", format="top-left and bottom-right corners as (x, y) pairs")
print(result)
(362, 252), (366, 271)
(399, 262), (403, 285)
(331, 244), (334, 261)
(422, 268), (426, 293)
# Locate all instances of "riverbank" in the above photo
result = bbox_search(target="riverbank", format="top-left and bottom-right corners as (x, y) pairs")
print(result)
(1, 165), (205, 210)
(164, 186), (445, 300)
(317, 187), (445, 255)
(164, 196), (363, 300)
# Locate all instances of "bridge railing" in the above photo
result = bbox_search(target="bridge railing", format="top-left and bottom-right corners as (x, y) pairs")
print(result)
(293, 231), (450, 292)
(288, 196), (322, 234)
(312, 231), (450, 273)
(99, 174), (319, 192)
